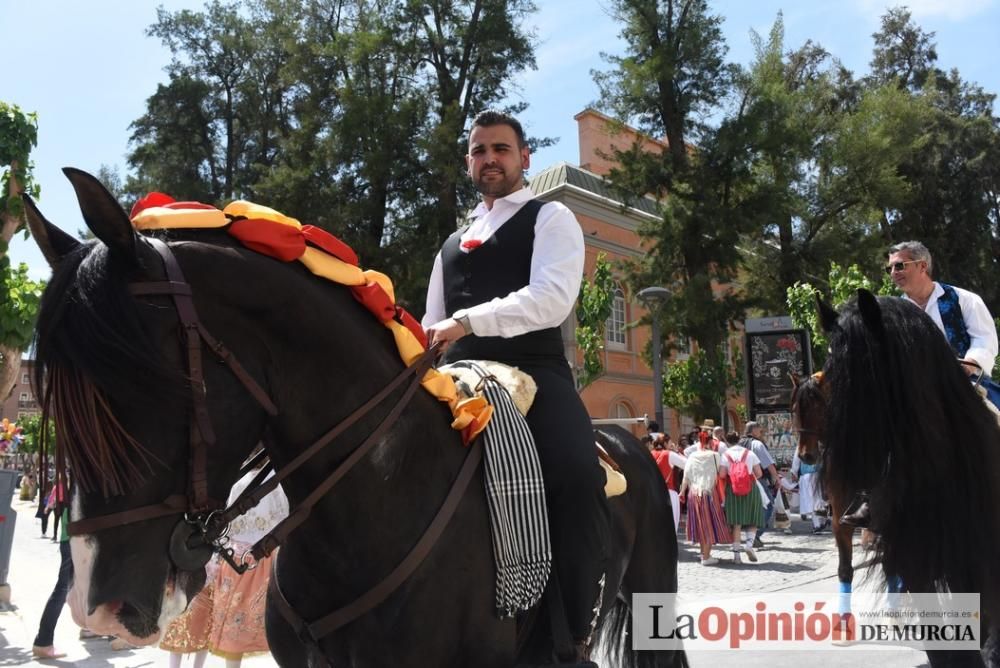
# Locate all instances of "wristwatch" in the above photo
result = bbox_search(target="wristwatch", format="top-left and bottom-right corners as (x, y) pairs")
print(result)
(456, 313), (472, 335)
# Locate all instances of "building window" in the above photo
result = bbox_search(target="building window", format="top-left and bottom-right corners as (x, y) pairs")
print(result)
(611, 400), (634, 420)
(606, 286), (627, 350)
(19, 392), (29, 401)
(21, 373), (29, 385)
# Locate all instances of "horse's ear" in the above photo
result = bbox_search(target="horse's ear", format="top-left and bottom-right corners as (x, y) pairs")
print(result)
(62, 167), (137, 260)
(856, 288), (886, 339)
(22, 194), (82, 268)
(816, 295), (840, 333)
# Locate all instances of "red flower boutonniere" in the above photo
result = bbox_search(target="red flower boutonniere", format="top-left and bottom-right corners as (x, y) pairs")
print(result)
(461, 239), (484, 251)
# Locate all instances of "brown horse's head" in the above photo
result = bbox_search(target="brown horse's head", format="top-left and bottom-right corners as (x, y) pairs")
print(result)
(790, 371), (826, 466)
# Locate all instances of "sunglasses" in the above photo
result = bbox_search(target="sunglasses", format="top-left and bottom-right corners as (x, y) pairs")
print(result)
(884, 260), (921, 274)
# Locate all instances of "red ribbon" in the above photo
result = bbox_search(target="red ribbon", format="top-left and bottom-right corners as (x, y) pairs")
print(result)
(460, 239), (483, 251)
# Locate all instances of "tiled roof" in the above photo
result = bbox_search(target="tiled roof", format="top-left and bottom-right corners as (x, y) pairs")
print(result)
(528, 162), (660, 217)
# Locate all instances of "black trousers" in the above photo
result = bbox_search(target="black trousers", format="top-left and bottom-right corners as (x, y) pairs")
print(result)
(34, 540), (73, 647)
(520, 362), (611, 640)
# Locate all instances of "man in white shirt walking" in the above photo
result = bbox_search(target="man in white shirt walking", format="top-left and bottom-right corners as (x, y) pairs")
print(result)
(423, 111), (609, 667)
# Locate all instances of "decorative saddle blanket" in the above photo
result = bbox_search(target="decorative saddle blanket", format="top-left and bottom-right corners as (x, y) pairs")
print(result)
(442, 361), (551, 617)
(440, 361), (627, 498)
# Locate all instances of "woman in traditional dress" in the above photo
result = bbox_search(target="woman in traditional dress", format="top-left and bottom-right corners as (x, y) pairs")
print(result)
(719, 432), (766, 564)
(160, 579), (214, 668)
(647, 434), (687, 532)
(207, 468), (289, 667)
(678, 432), (729, 565)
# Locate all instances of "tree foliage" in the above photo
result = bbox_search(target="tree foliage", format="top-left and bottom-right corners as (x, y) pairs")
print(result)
(574, 253), (613, 389)
(127, 0), (542, 311)
(597, 4), (1000, 420)
(594, 0), (752, 415)
(16, 413), (52, 456)
(0, 102), (44, 400)
(661, 344), (743, 423)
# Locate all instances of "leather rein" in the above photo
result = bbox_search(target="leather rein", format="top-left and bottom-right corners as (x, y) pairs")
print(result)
(67, 237), (484, 638)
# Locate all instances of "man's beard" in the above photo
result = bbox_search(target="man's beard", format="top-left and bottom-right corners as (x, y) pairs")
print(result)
(474, 168), (523, 198)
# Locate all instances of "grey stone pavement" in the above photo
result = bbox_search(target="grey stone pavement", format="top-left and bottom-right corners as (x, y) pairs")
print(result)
(0, 492), (935, 667)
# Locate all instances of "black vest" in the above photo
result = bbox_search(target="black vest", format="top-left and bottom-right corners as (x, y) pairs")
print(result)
(441, 199), (566, 366)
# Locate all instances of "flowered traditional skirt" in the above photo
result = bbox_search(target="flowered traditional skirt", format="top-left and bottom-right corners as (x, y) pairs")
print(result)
(207, 542), (274, 658)
(160, 583), (214, 653)
(685, 490), (730, 545)
(724, 484), (765, 527)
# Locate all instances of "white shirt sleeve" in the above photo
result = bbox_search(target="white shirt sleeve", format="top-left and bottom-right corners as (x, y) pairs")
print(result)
(461, 202), (584, 338)
(668, 451), (687, 468)
(421, 252), (446, 330)
(957, 287), (998, 375)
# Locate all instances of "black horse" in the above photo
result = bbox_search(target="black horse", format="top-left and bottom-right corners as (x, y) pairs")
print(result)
(812, 289), (1000, 667)
(26, 169), (686, 668)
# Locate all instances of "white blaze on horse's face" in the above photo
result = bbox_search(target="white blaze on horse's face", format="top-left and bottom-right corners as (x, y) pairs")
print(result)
(67, 489), (97, 632)
(66, 487), (188, 645)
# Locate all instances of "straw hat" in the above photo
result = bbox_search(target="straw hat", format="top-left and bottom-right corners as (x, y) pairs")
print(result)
(699, 419), (716, 430)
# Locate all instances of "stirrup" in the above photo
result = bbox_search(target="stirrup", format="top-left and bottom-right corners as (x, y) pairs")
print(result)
(840, 492), (871, 528)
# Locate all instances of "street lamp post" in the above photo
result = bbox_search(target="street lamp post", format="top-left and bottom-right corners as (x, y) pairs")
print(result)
(638, 286), (670, 430)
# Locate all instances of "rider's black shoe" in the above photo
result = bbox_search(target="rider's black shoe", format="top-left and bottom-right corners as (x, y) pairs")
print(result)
(840, 492), (871, 528)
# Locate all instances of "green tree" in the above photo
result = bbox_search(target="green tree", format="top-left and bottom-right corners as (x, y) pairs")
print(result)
(863, 8), (1000, 313)
(17, 413), (52, 456)
(128, 0), (543, 312)
(594, 0), (750, 414)
(0, 102), (44, 401)
(574, 254), (614, 389)
(661, 344), (743, 424)
(735, 15), (932, 313)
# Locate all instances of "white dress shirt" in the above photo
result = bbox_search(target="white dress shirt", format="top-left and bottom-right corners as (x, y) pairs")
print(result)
(422, 187), (584, 338)
(903, 282), (998, 375)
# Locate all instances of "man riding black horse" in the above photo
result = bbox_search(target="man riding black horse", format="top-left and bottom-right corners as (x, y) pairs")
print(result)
(423, 110), (610, 667)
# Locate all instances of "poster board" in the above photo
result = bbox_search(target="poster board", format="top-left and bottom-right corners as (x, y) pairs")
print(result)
(745, 329), (812, 413)
(754, 411), (798, 468)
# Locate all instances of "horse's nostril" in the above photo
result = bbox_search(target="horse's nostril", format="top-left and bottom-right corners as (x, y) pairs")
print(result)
(117, 600), (160, 638)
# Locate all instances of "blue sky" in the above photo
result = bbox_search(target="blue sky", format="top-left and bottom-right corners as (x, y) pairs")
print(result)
(4, 0), (998, 280)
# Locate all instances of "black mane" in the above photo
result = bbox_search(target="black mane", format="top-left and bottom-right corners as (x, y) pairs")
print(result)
(33, 236), (188, 409)
(823, 295), (1000, 607)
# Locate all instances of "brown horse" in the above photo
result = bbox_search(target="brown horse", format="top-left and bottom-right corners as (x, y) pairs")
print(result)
(790, 373), (869, 604)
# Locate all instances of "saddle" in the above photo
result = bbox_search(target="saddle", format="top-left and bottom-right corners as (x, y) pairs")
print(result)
(440, 361), (627, 498)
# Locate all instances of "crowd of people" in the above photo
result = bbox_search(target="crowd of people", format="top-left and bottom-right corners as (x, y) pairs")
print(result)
(644, 419), (825, 567)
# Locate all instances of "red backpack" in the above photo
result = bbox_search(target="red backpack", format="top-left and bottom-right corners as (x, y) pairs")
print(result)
(725, 450), (753, 496)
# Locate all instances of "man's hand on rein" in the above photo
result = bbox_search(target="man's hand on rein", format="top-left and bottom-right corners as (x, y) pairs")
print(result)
(425, 317), (470, 352)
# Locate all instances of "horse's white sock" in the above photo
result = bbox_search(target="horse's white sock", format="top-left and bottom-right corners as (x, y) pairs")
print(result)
(193, 651), (208, 668)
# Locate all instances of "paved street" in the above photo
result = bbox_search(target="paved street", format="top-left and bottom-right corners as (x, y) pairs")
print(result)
(1, 493), (936, 667)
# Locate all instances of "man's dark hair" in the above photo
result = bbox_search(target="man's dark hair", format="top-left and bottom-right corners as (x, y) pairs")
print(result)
(471, 110), (526, 148)
(725, 431), (740, 445)
(647, 420), (660, 432)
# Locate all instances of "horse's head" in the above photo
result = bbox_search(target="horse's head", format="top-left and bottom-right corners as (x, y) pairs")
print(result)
(790, 371), (826, 466)
(26, 170), (283, 644)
